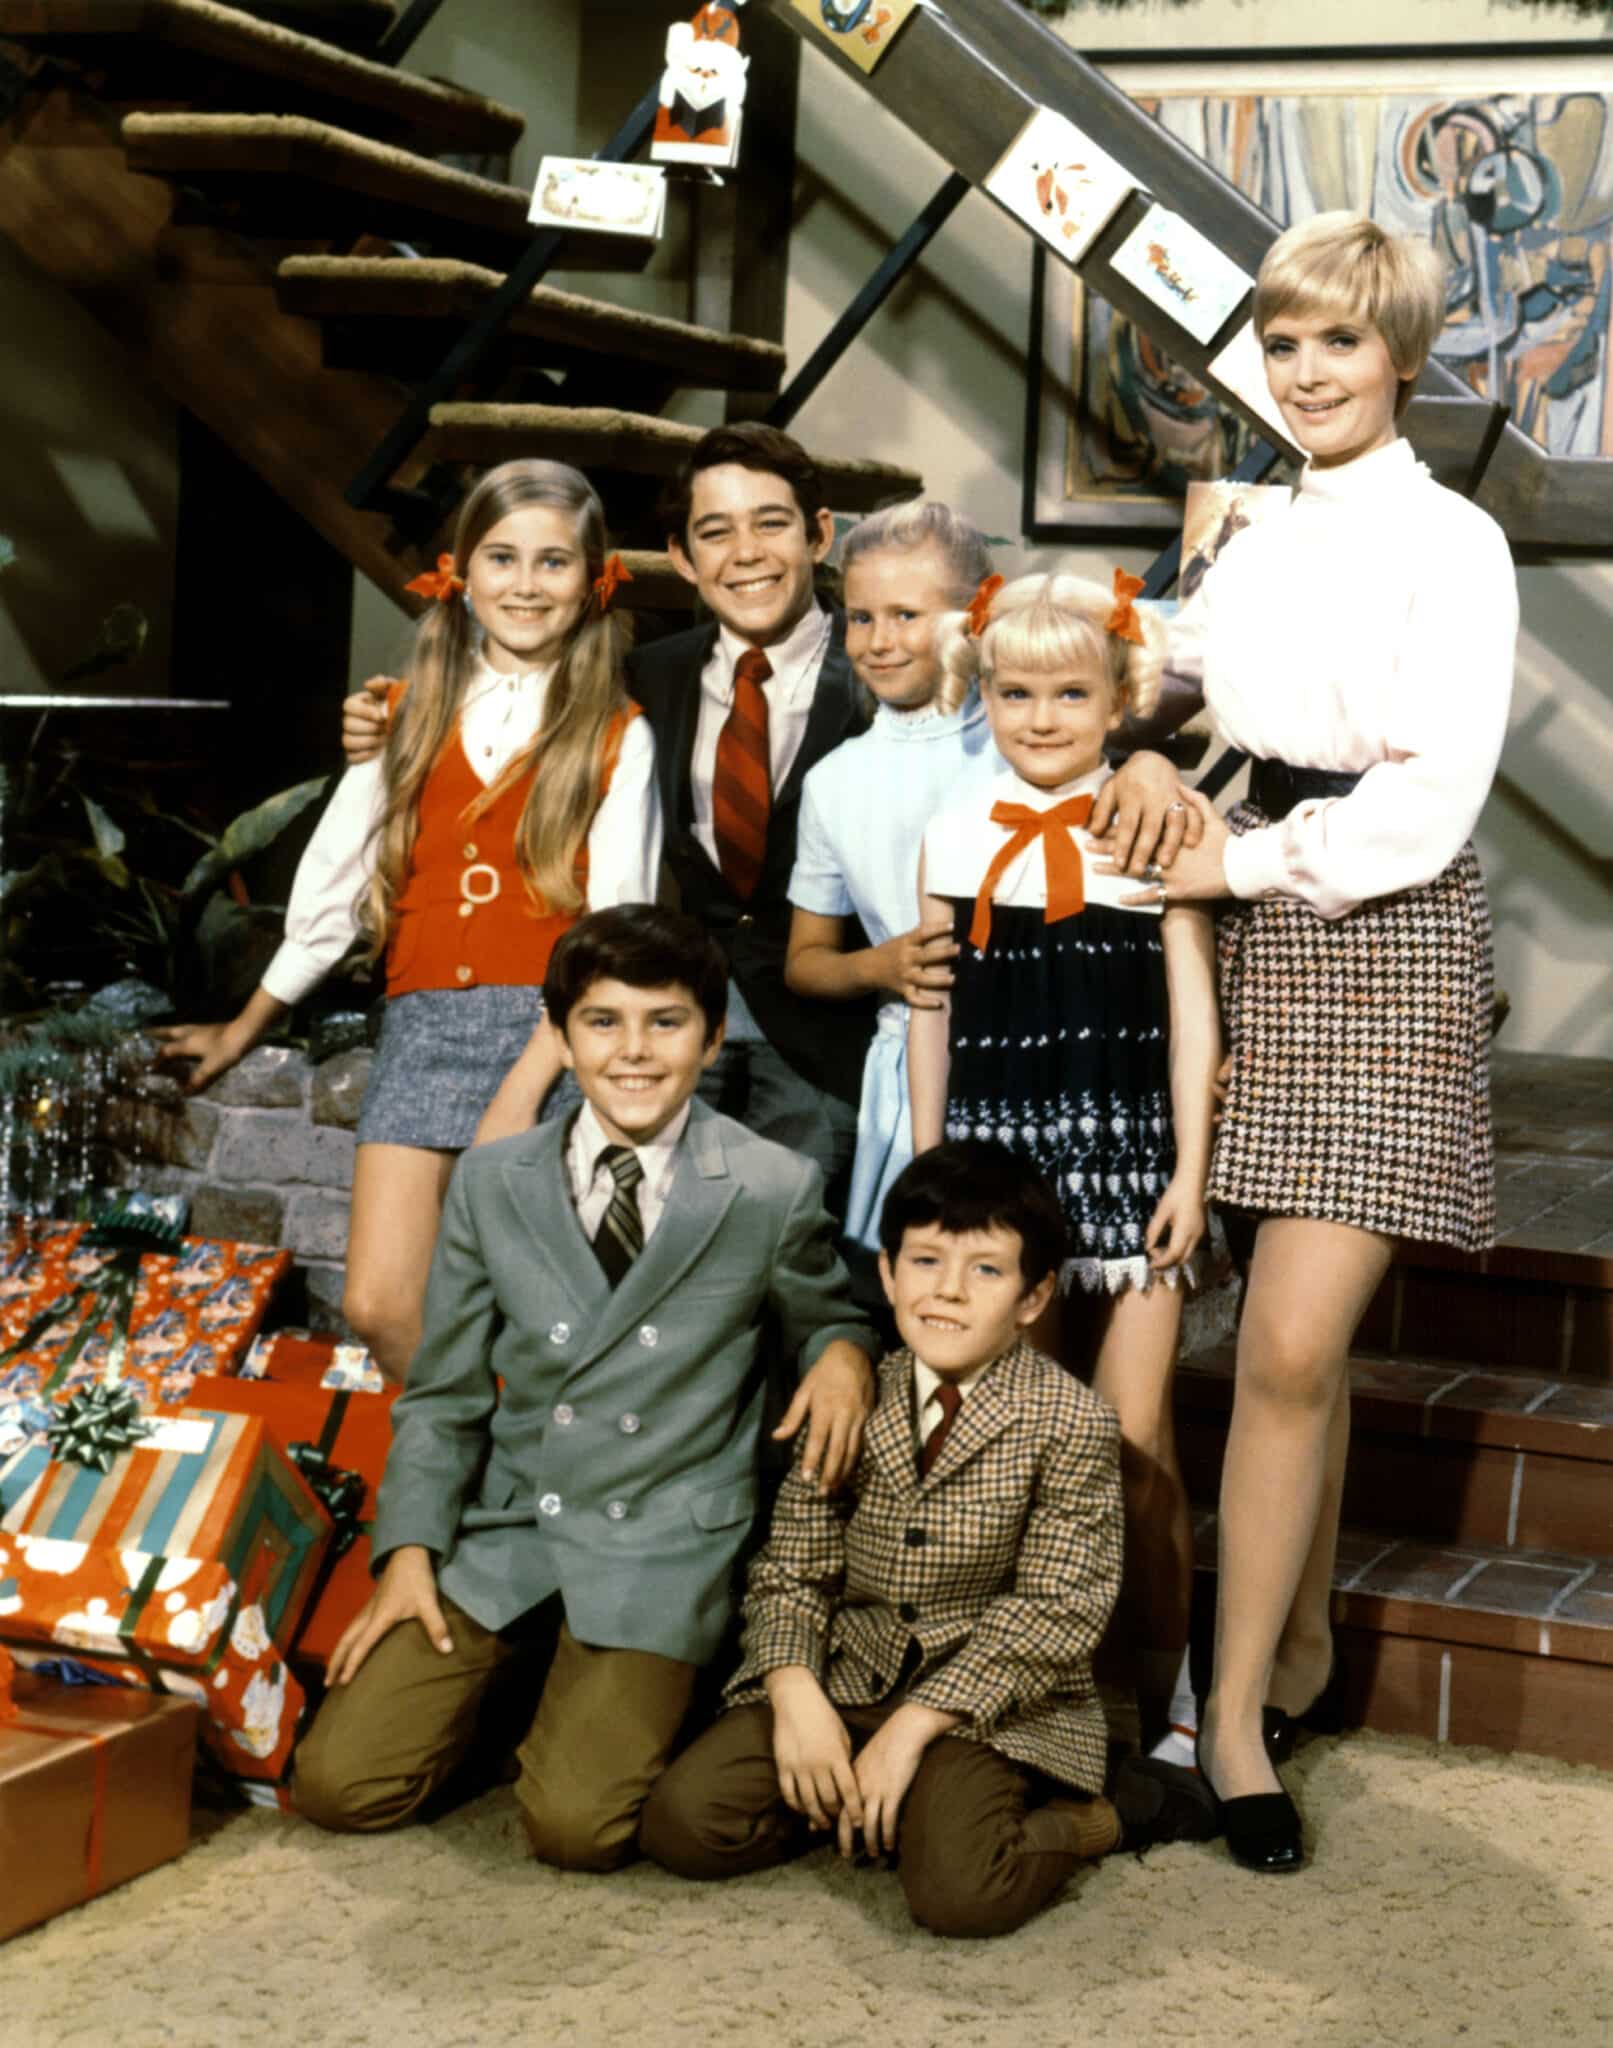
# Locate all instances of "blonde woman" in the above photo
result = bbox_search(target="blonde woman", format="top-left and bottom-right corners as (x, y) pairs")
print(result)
(1099, 213), (1519, 1869)
(156, 461), (660, 1379)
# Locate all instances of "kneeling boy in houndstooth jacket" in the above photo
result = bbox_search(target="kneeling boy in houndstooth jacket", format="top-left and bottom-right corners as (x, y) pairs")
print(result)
(641, 1139), (1215, 1936)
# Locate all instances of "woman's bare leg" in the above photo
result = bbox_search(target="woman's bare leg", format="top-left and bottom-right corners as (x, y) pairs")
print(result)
(1199, 1217), (1392, 1800)
(1091, 1281), (1193, 1672)
(1267, 1370), (1352, 1715)
(342, 1143), (458, 1383)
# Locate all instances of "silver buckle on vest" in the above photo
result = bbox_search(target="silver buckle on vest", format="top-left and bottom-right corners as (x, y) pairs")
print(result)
(460, 863), (502, 904)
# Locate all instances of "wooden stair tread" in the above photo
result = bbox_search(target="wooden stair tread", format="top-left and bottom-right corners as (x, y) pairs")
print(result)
(1179, 1346), (1613, 1464)
(1, 2), (522, 154)
(426, 403), (921, 509)
(276, 255), (786, 392)
(233, 0), (395, 50)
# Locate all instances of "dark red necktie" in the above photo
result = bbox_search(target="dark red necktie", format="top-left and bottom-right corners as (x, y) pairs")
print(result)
(712, 647), (772, 899)
(920, 1380), (964, 1478)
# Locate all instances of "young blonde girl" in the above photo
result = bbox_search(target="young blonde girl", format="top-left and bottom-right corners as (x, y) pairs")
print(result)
(908, 571), (1219, 1751)
(155, 461), (660, 1379)
(783, 500), (1001, 1253)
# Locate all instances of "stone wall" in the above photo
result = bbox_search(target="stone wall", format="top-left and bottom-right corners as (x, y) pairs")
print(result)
(99, 1043), (373, 1333)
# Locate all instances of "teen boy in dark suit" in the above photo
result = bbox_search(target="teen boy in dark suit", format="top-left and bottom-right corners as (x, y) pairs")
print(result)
(293, 906), (878, 1871)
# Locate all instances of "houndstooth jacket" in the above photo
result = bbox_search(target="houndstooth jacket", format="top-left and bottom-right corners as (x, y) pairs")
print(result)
(724, 1339), (1123, 1792)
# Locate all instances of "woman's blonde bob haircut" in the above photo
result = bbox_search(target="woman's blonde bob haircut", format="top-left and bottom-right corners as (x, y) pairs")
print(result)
(938, 571), (1166, 723)
(840, 498), (994, 714)
(1254, 210), (1447, 416)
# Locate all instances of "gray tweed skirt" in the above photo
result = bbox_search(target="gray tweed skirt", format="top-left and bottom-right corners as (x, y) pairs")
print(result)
(1209, 804), (1496, 1252)
(356, 985), (557, 1152)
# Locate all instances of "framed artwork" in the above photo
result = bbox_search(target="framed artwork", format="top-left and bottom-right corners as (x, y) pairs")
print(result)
(1026, 69), (1613, 537)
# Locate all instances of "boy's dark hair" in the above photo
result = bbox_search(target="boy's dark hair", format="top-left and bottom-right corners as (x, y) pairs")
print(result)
(657, 421), (829, 549)
(879, 1141), (1067, 1292)
(544, 905), (729, 1042)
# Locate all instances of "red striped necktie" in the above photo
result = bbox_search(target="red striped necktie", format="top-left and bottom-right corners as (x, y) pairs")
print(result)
(712, 647), (772, 900)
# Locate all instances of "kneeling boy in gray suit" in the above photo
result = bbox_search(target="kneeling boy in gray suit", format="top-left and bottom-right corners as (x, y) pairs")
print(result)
(294, 905), (879, 1869)
(641, 1142), (1216, 1935)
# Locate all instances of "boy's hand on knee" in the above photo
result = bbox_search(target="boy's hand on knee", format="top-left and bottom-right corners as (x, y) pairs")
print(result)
(765, 1668), (861, 1835)
(328, 1545), (452, 1687)
(845, 1703), (959, 1859)
(773, 1341), (875, 1492)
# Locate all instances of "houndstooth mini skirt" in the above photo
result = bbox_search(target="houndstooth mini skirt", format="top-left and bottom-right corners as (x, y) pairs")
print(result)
(1208, 804), (1496, 1252)
(355, 984), (548, 1152)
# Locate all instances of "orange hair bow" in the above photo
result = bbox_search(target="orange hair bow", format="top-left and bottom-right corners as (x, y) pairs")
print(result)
(593, 553), (634, 612)
(1106, 567), (1146, 647)
(966, 573), (1004, 639)
(405, 554), (466, 603)
(969, 794), (1093, 952)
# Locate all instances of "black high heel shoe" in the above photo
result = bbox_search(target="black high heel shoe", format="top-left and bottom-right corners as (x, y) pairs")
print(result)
(1196, 1733), (1305, 1874)
(1262, 1643), (1348, 1766)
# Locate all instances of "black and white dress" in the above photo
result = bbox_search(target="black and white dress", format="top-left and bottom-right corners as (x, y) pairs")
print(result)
(1173, 437), (1518, 1251)
(922, 764), (1182, 1296)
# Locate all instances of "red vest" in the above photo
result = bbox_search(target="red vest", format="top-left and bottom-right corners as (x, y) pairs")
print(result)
(385, 703), (639, 999)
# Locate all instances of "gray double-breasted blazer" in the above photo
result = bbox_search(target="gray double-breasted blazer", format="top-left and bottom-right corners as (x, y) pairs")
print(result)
(370, 1100), (878, 1664)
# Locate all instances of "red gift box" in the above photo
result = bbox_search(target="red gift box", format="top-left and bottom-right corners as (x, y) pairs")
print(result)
(0, 1406), (329, 1782)
(1, 1669), (198, 1942)
(187, 1374), (396, 1674)
(0, 1221), (292, 1413)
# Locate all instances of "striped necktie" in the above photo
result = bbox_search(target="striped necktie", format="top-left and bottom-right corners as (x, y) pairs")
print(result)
(920, 1380), (964, 1478)
(712, 646), (772, 899)
(592, 1145), (645, 1289)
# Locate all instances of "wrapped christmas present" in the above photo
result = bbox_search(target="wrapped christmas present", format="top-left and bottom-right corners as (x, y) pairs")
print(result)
(238, 1329), (385, 1394)
(188, 1374), (396, 1674)
(0, 1204), (293, 1415)
(0, 1665), (198, 1942)
(0, 1405), (329, 1784)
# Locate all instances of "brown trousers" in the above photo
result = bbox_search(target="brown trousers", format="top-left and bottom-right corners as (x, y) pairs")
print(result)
(640, 1699), (1121, 1938)
(293, 1595), (695, 1871)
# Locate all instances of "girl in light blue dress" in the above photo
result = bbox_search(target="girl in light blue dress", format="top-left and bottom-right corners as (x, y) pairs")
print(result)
(784, 502), (1000, 1251)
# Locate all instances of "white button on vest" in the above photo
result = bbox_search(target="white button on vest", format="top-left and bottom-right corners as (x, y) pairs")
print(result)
(548, 1323), (571, 1345)
(553, 1404), (575, 1427)
(606, 1500), (628, 1521)
(638, 1325), (659, 1348)
(618, 1413), (641, 1435)
(539, 1493), (562, 1516)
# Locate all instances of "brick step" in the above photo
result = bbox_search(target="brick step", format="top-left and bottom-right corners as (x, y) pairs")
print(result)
(1, 2), (522, 156)
(1192, 1521), (1613, 1771)
(1178, 1346), (1613, 1559)
(425, 402), (922, 513)
(275, 255), (787, 395)
(1358, 1241), (1613, 1380)
(121, 113), (644, 273)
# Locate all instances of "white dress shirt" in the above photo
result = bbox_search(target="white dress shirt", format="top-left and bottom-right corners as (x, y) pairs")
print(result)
(261, 658), (663, 1005)
(1168, 437), (1518, 920)
(566, 1099), (692, 1246)
(921, 763), (1162, 919)
(688, 601), (835, 869)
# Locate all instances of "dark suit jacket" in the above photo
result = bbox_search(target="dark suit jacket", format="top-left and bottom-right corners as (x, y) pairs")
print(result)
(626, 614), (876, 1105)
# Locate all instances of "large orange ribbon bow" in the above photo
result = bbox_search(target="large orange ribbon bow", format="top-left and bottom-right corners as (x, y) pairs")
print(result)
(405, 553), (466, 603)
(593, 553), (633, 612)
(969, 794), (1094, 951)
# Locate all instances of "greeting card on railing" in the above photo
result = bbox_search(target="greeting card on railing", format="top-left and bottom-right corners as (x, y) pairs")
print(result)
(529, 158), (668, 238)
(1110, 203), (1252, 346)
(788, 0), (920, 75)
(984, 108), (1135, 268)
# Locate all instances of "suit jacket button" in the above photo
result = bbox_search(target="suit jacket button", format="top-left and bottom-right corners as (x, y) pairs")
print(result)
(606, 1499), (628, 1520)
(735, 913), (754, 930)
(549, 1322), (571, 1344)
(638, 1325), (659, 1348)
(552, 1403), (575, 1426)
(539, 1492), (562, 1516)
(868, 1671), (884, 1690)
(898, 1602), (918, 1623)
(618, 1412), (642, 1434)
(904, 1527), (926, 1547)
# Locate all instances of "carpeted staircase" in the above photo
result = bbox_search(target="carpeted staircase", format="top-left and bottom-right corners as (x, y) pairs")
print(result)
(0, 0), (920, 609)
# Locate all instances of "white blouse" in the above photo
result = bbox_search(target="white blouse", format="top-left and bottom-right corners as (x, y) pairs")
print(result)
(1169, 437), (1518, 920)
(922, 763), (1162, 920)
(261, 659), (663, 1006)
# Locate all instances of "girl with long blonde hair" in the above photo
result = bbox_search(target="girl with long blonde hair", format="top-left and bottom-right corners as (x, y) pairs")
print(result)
(155, 460), (660, 1379)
